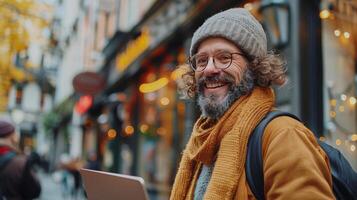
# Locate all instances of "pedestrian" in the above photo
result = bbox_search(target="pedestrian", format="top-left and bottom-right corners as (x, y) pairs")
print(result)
(58, 155), (84, 200)
(170, 8), (334, 200)
(0, 120), (41, 199)
(84, 151), (101, 171)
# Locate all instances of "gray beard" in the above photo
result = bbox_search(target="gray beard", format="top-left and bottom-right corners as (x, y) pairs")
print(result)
(197, 69), (254, 120)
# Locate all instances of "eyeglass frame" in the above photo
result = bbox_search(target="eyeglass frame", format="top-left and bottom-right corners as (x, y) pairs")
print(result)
(188, 51), (246, 72)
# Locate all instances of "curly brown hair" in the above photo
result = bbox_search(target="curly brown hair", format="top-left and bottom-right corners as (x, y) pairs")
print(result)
(176, 50), (287, 99)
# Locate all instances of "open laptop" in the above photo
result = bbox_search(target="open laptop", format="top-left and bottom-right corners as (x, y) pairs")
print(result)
(80, 168), (149, 200)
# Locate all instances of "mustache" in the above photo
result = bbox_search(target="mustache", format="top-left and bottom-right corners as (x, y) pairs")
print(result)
(197, 75), (236, 92)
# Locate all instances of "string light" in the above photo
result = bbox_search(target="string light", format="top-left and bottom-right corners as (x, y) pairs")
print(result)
(107, 129), (117, 139)
(140, 124), (149, 133)
(336, 139), (342, 146)
(330, 99), (337, 106)
(340, 94), (347, 101)
(160, 97), (170, 106)
(351, 145), (356, 152)
(319, 136), (326, 141)
(124, 125), (134, 136)
(351, 134), (357, 142)
(334, 29), (341, 37)
(319, 9), (331, 19)
(343, 31), (350, 39)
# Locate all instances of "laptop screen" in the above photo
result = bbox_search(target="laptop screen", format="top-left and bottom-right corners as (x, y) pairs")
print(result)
(80, 168), (149, 200)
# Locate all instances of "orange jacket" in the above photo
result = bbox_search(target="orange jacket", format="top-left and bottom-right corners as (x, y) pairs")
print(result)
(236, 116), (335, 200)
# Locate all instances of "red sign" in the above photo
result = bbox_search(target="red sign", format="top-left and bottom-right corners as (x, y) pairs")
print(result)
(72, 72), (105, 95)
(75, 95), (93, 115)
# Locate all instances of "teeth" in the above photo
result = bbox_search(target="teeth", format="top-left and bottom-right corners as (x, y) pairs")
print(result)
(205, 82), (225, 88)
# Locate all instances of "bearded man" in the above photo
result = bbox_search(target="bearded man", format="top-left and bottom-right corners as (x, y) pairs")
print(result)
(170, 8), (334, 200)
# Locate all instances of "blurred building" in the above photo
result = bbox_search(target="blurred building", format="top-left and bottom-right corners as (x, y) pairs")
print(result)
(2, 0), (56, 156)
(40, 0), (356, 199)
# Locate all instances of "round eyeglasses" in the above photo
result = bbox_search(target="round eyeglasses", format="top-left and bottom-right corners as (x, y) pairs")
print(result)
(188, 51), (245, 72)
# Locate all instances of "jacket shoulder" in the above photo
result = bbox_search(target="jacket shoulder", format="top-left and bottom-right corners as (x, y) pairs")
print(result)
(262, 116), (318, 149)
(260, 116), (334, 199)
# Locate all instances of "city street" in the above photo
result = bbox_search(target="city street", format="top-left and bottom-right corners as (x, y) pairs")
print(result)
(37, 171), (86, 200)
(0, 0), (356, 200)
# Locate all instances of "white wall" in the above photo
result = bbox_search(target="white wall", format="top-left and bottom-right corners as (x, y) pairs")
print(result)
(54, 0), (85, 104)
(118, 0), (155, 31)
(59, 0), (81, 41)
(22, 83), (41, 113)
(55, 36), (84, 103)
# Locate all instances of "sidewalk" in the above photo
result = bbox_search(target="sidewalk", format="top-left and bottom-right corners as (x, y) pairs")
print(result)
(37, 171), (86, 200)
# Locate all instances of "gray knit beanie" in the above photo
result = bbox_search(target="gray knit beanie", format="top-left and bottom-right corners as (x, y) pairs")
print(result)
(190, 8), (267, 59)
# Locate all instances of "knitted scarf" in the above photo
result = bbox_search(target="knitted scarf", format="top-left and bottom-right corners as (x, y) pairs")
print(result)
(170, 87), (274, 200)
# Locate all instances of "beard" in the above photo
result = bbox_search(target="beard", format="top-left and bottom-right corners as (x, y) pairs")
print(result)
(197, 69), (254, 120)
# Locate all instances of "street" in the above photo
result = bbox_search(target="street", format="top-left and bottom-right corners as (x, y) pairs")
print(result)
(37, 171), (86, 200)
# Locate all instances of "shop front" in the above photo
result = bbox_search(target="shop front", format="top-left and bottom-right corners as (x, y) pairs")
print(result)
(320, 0), (357, 169)
(115, 53), (186, 198)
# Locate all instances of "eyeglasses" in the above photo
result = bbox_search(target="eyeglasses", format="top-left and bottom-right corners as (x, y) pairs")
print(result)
(188, 51), (245, 72)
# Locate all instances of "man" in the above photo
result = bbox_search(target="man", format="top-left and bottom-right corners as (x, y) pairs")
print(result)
(0, 120), (41, 200)
(170, 8), (334, 200)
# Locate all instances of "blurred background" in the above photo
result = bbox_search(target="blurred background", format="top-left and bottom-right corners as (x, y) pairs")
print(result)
(0, 0), (356, 199)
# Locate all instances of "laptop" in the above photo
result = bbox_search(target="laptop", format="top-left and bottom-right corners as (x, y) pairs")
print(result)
(79, 168), (150, 200)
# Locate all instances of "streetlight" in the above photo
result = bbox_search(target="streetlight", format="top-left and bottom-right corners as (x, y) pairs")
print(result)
(259, 0), (291, 49)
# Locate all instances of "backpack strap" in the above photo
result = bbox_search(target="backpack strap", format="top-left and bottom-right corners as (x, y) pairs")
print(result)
(18, 155), (41, 199)
(246, 110), (300, 200)
(0, 151), (17, 199)
(0, 151), (16, 171)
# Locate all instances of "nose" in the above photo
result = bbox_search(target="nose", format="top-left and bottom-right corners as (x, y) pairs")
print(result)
(203, 57), (220, 75)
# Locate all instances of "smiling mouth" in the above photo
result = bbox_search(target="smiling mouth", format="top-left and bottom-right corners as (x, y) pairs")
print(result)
(205, 82), (227, 89)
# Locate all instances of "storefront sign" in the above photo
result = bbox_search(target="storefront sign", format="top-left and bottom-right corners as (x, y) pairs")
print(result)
(139, 77), (169, 93)
(72, 72), (105, 95)
(74, 95), (93, 115)
(116, 28), (151, 72)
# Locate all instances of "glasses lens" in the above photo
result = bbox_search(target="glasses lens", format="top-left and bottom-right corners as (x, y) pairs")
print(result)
(190, 52), (236, 71)
(214, 51), (232, 69)
(191, 54), (208, 71)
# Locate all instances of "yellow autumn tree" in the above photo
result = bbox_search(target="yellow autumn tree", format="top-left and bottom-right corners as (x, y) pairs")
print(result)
(0, 0), (51, 111)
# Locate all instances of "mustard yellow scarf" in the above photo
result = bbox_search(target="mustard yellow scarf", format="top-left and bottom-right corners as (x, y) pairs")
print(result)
(170, 87), (275, 200)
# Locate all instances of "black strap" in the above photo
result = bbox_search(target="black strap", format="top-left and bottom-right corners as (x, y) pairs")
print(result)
(19, 156), (42, 199)
(0, 151), (17, 199)
(246, 110), (300, 200)
(0, 151), (16, 171)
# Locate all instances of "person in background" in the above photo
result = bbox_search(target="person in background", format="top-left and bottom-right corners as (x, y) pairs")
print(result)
(170, 8), (334, 200)
(0, 120), (41, 200)
(84, 151), (101, 171)
(58, 155), (84, 200)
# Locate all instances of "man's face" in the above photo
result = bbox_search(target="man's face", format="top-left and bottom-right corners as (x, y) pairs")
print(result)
(194, 37), (250, 119)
